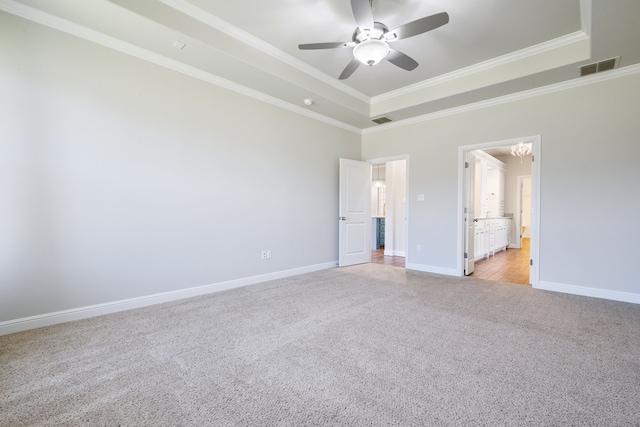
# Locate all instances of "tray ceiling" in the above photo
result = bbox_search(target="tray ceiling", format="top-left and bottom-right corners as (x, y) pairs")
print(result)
(2, 0), (640, 130)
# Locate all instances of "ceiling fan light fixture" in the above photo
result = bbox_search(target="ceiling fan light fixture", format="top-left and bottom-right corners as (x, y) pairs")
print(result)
(353, 39), (390, 66)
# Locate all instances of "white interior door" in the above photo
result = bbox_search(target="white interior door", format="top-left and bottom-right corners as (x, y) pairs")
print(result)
(339, 158), (371, 267)
(464, 152), (476, 275)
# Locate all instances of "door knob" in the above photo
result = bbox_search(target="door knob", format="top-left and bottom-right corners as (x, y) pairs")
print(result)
(339, 217), (346, 220)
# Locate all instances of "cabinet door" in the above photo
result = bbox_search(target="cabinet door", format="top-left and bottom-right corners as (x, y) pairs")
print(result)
(474, 227), (484, 260)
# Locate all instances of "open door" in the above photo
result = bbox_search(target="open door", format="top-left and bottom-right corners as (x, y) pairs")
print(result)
(339, 158), (371, 267)
(464, 152), (476, 275)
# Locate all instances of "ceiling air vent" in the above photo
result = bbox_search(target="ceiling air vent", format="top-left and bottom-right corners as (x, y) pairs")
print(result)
(579, 57), (620, 77)
(372, 117), (392, 125)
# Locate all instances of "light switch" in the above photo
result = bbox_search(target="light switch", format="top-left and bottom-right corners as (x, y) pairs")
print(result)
(417, 194), (425, 201)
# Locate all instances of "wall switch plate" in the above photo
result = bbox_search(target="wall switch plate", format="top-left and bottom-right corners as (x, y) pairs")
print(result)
(417, 245), (422, 252)
(267, 250), (272, 259)
(261, 251), (267, 259)
(417, 194), (425, 201)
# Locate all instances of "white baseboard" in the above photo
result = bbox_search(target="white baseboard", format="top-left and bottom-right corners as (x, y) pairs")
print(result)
(384, 250), (406, 257)
(0, 261), (337, 336)
(405, 262), (459, 277)
(535, 281), (640, 304)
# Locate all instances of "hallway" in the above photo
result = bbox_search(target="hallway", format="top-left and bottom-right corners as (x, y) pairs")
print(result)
(371, 249), (405, 268)
(471, 238), (530, 285)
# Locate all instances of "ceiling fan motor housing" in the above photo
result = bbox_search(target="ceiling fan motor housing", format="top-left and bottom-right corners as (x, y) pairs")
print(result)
(352, 22), (391, 43)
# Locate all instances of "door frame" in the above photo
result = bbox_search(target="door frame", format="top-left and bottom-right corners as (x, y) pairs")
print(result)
(457, 136), (541, 286)
(366, 154), (409, 265)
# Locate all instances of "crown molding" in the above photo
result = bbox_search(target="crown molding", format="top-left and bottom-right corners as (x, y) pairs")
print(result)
(372, 0), (592, 104)
(363, 63), (640, 135)
(0, 0), (361, 134)
(159, 0), (370, 103)
(371, 30), (590, 104)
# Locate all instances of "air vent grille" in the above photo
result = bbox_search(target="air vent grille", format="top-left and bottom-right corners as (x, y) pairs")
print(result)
(579, 57), (620, 76)
(372, 117), (392, 125)
(597, 58), (617, 72)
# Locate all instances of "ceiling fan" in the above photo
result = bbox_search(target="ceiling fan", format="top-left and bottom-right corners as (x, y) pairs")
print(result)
(298, 0), (449, 80)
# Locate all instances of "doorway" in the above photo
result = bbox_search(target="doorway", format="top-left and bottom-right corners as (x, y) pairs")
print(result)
(459, 137), (540, 286)
(369, 157), (408, 268)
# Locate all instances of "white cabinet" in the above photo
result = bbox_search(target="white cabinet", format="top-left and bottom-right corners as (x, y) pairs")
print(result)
(474, 218), (511, 260)
(474, 152), (506, 218)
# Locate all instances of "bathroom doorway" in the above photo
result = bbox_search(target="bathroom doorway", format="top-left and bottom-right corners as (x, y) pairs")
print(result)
(460, 137), (540, 286)
(369, 157), (408, 268)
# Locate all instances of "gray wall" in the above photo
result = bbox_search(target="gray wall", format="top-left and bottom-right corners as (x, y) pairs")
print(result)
(362, 72), (640, 296)
(0, 13), (360, 322)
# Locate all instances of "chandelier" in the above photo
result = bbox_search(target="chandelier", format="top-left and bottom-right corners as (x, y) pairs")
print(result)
(510, 142), (532, 163)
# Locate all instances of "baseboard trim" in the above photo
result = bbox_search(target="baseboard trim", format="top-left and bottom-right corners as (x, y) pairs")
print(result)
(405, 262), (459, 277)
(535, 281), (640, 304)
(384, 250), (406, 257)
(0, 261), (337, 336)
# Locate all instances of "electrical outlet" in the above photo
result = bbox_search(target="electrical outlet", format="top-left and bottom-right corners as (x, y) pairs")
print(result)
(417, 244), (422, 252)
(267, 250), (272, 259)
(261, 250), (267, 260)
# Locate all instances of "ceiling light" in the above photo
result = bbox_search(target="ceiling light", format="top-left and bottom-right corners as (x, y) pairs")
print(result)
(172, 41), (186, 50)
(303, 99), (313, 106)
(353, 39), (390, 66)
(510, 142), (532, 163)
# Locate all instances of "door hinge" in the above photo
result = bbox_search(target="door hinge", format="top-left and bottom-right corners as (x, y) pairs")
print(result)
(530, 259), (533, 266)
(532, 155), (535, 162)
(465, 161), (469, 168)
(464, 252), (468, 259)
(464, 207), (468, 214)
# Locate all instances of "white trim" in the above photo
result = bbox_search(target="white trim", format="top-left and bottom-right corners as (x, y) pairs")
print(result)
(0, 0), (361, 135)
(457, 136), (541, 285)
(363, 63), (640, 134)
(158, 0), (369, 103)
(384, 250), (406, 257)
(529, 139), (541, 286)
(405, 263), (458, 277)
(371, 31), (589, 103)
(0, 261), (336, 336)
(536, 281), (640, 305)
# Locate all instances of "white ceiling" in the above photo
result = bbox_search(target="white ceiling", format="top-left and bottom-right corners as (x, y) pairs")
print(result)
(3, 0), (640, 130)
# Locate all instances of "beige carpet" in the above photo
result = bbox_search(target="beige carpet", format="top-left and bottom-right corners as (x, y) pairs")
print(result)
(1, 264), (639, 426)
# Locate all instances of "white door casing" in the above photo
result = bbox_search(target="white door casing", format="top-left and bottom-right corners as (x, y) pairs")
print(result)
(464, 152), (476, 275)
(339, 158), (371, 267)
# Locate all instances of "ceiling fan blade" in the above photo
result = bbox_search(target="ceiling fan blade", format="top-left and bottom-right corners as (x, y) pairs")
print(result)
(298, 41), (355, 50)
(339, 59), (361, 80)
(351, 0), (374, 30)
(387, 49), (418, 71)
(388, 12), (449, 40)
